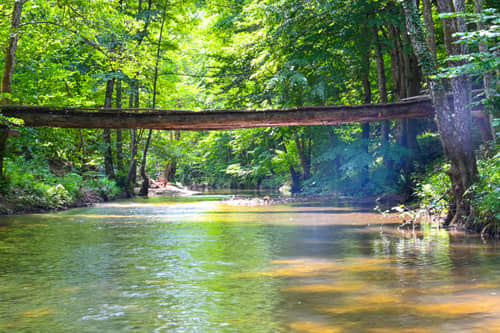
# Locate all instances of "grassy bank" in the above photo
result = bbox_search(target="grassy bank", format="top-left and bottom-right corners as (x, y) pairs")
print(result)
(0, 156), (120, 215)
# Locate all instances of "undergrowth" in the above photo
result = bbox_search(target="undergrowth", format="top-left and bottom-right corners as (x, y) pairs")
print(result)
(1, 156), (119, 211)
(415, 148), (500, 237)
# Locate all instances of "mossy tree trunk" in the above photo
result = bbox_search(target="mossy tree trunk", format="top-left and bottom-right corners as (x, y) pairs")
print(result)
(402, 0), (478, 228)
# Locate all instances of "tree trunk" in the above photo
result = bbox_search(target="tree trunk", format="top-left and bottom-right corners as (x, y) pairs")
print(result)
(164, 161), (177, 182)
(388, 22), (412, 175)
(115, 78), (124, 173)
(282, 139), (301, 194)
(422, 0), (437, 60)
(403, 0), (478, 228)
(438, 0), (478, 225)
(79, 129), (86, 164)
(125, 81), (138, 198)
(103, 77), (115, 179)
(138, 129), (152, 196)
(294, 132), (312, 181)
(1, 1), (24, 104)
(388, 24), (403, 101)
(361, 51), (372, 190)
(373, 27), (393, 172)
(0, 127), (8, 179)
(327, 126), (341, 184)
(164, 130), (181, 183)
(139, 0), (167, 196)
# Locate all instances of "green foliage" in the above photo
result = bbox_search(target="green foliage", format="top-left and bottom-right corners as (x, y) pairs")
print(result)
(416, 151), (500, 236)
(415, 161), (451, 216)
(2, 145), (119, 210)
(468, 151), (500, 235)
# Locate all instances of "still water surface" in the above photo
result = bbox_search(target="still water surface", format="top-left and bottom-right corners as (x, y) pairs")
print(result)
(0, 196), (499, 332)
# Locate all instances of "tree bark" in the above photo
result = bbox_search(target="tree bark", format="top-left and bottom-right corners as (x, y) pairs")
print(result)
(403, 0), (478, 228)
(1, 1), (24, 104)
(103, 78), (115, 179)
(0, 99), (437, 130)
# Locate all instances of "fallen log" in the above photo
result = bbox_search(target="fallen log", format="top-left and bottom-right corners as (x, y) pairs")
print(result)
(0, 98), (434, 130)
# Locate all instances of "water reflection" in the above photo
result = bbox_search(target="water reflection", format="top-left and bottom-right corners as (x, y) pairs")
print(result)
(0, 197), (499, 332)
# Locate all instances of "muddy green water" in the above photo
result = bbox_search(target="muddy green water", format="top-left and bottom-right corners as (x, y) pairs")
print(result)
(0, 197), (499, 332)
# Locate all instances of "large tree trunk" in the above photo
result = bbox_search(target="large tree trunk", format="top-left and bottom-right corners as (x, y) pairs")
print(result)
(103, 78), (115, 179)
(437, 0), (478, 225)
(1, 1), (24, 104)
(115, 78), (124, 173)
(402, 0), (478, 228)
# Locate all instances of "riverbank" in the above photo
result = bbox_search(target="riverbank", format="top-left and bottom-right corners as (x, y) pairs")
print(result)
(0, 182), (201, 215)
(0, 189), (111, 215)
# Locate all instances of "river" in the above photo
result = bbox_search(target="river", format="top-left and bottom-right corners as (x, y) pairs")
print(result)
(0, 196), (499, 332)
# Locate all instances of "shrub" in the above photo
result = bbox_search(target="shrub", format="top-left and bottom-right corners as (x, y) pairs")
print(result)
(415, 151), (500, 236)
(469, 151), (500, 236)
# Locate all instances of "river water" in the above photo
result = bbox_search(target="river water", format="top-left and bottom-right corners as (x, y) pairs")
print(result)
(0, 196), (499, 332)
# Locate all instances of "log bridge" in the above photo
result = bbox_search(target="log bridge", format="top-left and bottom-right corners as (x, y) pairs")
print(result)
(0, 95), (485, 131)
